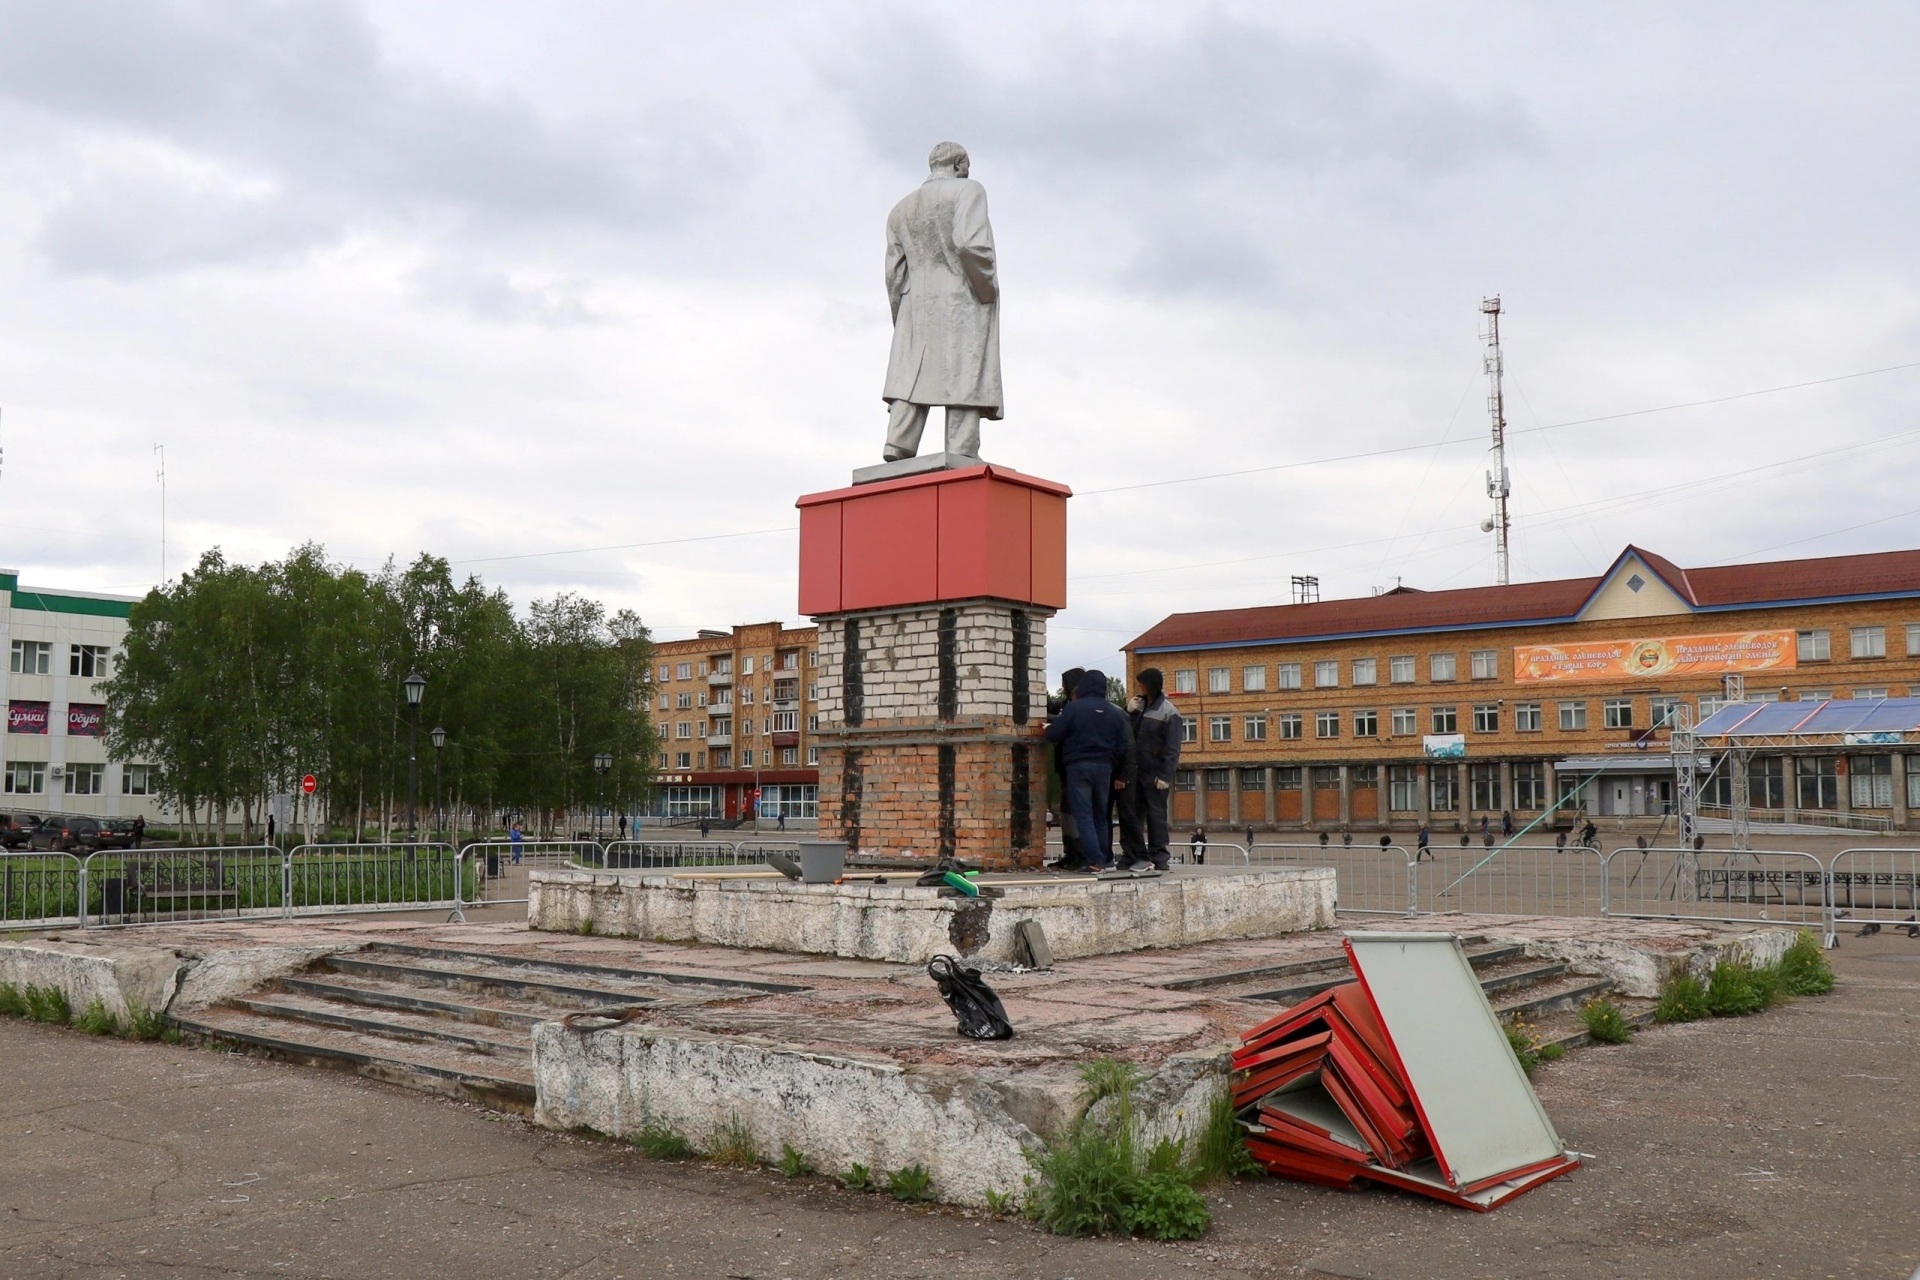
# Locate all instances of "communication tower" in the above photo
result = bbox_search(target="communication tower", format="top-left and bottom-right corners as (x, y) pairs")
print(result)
(1480, 297), (1512, 585)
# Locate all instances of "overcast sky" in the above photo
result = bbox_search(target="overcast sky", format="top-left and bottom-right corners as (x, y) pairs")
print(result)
(2, 1), (1917, 676)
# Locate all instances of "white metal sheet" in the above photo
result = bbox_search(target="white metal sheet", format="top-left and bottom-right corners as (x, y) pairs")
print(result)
(1345, 931), (1565, 1187)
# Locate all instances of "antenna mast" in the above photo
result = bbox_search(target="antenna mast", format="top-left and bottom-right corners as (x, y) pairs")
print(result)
(1480, 296), (1512, 585)
(155, 443), (166, 585)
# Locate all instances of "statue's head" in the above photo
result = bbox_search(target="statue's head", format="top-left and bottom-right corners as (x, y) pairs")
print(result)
(928, 141), (970, 178)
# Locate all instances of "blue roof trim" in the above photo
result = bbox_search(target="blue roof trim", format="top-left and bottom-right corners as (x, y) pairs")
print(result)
(1129, 585), (1920, 654)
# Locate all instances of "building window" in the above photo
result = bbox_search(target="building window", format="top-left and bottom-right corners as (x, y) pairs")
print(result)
(658, 693), (670, 711)
(1206, 768), (1231, 792)
(807, 715), (819, 732)
(1389, 656), (1416, 684)
(1796, 756), (1838, 810)
(1796, 629), (1829, 661)
(1311, 766), (1340, 790)
(675, 722), (691, 739)
(1388, 765), (1419, 812)
(1181, 718), (1198, 743)
(711, 748), (732, 769)
(697, 721), (708, 739)
(1315, 711), (1340, 739)
(696, 750), (707, 769)
(810, 649), (819, 667)
(772, 711), (798, 733)
(1242, 666), (1267, 693)
(1243, 715), (1267, 742)
(1431, 706), (1458, 734)
(657, 752), (669, 769)
(1908, 624), (1920, 657)
(1603, 698), (1634, 729)
(740, 717), (754, 737)
(9, 640), (51, 675)
(1352, 658), (1377, 686)
(1797, 689), (1831, 702)
(742, 656), (756, 675)
(1274, 766), (1303, 790)
(1239, 767), (1265, 790)
(1855, 688), (1889, 701)
(1429, 766), (1459, 812)
(1276, 662), (1301, 690)
(1208, 667), (1231, 694)
(781, 747), (799, 766)
(712, 717), (733, 738)
(657, 664), (670, 682)
(122, 764), (156, 795)
(1909, 757), (1920, 809)
(712, 657), (732, 676)
(1469, 763), (1501, 811)
(780, 651), (799, 671)
(675, 752), (692, 770)
(1850, 754), (1893, 807)
(1698, 693), (1727, 718)
(676, 662), (692, 680)
(1515, 702), (1542, 732)
(741, 687), (756, 705)
(1174, 669), (1198, 694)
(1354, 709), (1378, 737)
(1512, 762), (1545, 809)
(1278, 712), (1302, 740)
(1390, 707), (1417, 736)
(4, 762), (45, 794)
(1209, 715), (1232, 743)
(1469, 703), (1498, 733)
(1559, 701), (1587, 731)
(1470, 650), (1497, 680)
(69, 645), (111, 678)
(807, 746), (819, 766)
(1851, 625), (1886, 659)
(1648, 697), (1682, 726)
(697, 661), (708, 677)
(1314, 660), (1339, 688)
(1429, 653), (1457, 682)
(676, 692), (692, 710)
(1175, 769), (1196, 792)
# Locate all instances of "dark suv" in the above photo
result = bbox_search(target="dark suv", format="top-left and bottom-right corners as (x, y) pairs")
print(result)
(0, 814), (41, 849)
(30, 817), (129, 853)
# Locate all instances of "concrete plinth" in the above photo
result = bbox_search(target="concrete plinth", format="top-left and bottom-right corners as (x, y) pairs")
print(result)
(528, 866), (1339, 964)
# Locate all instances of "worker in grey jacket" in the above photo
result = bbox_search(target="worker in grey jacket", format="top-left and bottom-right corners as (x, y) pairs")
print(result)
(1131, 668), (1184, 870)
(1044, 669), (1132, 870)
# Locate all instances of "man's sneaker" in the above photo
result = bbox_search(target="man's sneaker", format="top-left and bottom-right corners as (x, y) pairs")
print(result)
(1126, 858), (1157, 873)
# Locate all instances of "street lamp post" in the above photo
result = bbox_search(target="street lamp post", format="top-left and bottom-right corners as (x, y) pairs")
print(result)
(593, 752), (613, 840)
(430, 725), (447, 841)
(403, 672), (426, 842)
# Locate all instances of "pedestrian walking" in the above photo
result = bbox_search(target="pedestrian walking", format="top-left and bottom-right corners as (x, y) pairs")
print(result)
(699, 813), (711, 840)
(1501, 809), (1514, 839)
(1131, 668), (1184, 870)
(1416, 822), (1431, 861)
(776, 810), (787, 831)
(617, 814), (628, 841)
(1042, 669), (1131, 872)
(131, 815), (145, 849)
(267, 813), (276, 846)
(1479, 814), (1490, 841)
(509, 823), (524, 865)
(1244, 823), (1255, 853)
(1190, 827), (1209, 864)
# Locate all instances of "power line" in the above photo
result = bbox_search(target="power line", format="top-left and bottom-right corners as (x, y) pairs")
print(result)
(448, 526), (796, 565)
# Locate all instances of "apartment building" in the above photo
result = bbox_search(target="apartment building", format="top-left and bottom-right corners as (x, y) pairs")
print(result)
(1, 569), (164, 821)
(646, 621), (821, 822)
(1124, 545), (1920, 832)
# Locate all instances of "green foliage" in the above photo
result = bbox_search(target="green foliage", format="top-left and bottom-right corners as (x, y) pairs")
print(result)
(1505, 1018), (1548, 1075)
(578, 916), (596, 936)
(777, 1144), (814, 1178)
(23, 984), (71, 1025)
(1120, 1172), (1210, 1241)
(0, 983), (25, 1018)
(1778, 930), (1836, 996)
(1191, 1088), (1263, 1182)
(75, 999), (120, 1036)
(1657, 971), (1711, 1022)
(1580, 998), (1634, 1045)
(841, 1162), (874, 1192)
(1538, 1041), (1566, 1063)
(101, 546), (660, 842)
(982, 1187), (1014, 1216)
(634, 1120), (696, 1160)
(708, 1113), (759, 1167)
(124, 1003), (168, 1041)
(1026, 1057), (1214, 1242)
(1705, 955), (1776, 1017)
(886, 1164), (934, 1202)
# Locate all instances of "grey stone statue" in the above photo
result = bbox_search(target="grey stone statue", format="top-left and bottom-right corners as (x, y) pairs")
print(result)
(881, 141), (1002, 462)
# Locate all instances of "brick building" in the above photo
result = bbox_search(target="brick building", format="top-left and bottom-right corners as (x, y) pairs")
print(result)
(1123, 546), (1920, 833)
(646, 621), (820, 824)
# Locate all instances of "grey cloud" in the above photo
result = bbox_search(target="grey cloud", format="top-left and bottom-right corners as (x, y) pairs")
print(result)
(0, 0), (751, 277)
(407, 259), (602, 327)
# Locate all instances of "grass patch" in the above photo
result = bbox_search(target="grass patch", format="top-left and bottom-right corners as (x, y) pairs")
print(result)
(982, 1187), (1014, 1216)
(634, 1120), (697, 1160)
(707, 1112), (759, 1167)
(23, 984), (71, 1026)
(1191, 1087), (1263, 1182)
(1580, 998), (1635, 1045)
(1778, 930), (1835, 996)
(1705, 955), (1776, 1017)
(75, 998), (120, 1036)
(577, 917), (596, 936)
(1657, 970), (1710, 1022)
(777, 1143), (814, 1178)
(886, 1164), (933, 1203)
(1505, 1018), (1548, 1076)
(1024, 1058), (1212, 1241)
(841, 1162), (874, 1192)
(0, 982), (26, 1018)
(124, 1003), (168, 1041)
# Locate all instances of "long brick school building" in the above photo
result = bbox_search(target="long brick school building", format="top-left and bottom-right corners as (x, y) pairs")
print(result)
(1123, 546), (1920, 833)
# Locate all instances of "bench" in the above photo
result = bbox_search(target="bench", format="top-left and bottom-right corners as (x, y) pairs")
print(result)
(125, 856), (239, 917)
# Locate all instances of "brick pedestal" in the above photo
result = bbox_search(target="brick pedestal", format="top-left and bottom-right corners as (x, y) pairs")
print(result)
(798, 465), (1069, 869)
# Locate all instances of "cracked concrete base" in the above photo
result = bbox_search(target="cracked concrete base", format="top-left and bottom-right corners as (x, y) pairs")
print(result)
(527, 865), (1339, 963)
(0, 936), (359, 1022)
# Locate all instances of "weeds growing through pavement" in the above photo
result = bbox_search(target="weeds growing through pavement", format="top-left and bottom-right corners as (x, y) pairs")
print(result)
(75, 998), (119, 1036)
(1778, 930), (1835, 996)
(886, 1164), (933, 1202)
(707, 1113), (759, 1167)
(1580, 998), (1634, 1045)
(777, 1143), (814, 1178)
(634, 1120), (696, 1160)
(841, 1162), (873, 1192)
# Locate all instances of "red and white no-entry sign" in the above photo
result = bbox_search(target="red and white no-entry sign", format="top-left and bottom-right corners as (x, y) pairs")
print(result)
(300, 774), (318, 795)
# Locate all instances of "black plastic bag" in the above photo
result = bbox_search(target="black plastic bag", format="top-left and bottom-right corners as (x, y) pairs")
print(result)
(927, 954), (1014, 1040)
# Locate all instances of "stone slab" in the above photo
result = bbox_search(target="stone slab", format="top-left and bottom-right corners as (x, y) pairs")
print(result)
(850, 451), (985, 484)
(526, 865), (1339, 964)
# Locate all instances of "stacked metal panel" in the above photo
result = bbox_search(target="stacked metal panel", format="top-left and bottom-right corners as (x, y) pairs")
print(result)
(1233, 932), (1580, 1211)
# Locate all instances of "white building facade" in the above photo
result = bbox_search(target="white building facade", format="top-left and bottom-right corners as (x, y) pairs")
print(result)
(1, 569), (162, 820)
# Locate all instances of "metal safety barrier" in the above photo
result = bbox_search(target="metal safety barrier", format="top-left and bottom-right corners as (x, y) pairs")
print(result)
(1827, 847), (1920, 938)
(1416, 844), (1608, 920)
(283, 842), (460, 916)
(452, 839), (607, 919)
(0, 851), (85, 929)
(600, 839), (759, 870)
(1247, 841), (1416, 917)
(1603, 846), (1831, 935)
(82, 845), (284, 927)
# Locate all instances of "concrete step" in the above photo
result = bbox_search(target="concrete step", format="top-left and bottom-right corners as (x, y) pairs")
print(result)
(1474, 960), (1571, 998)
(1535, 1003), (1659, 1053)
(1236, 942), (1527, 1004)
(173, 1005), (536, 1112)
(1492, 974), (1616, 1023)
(275, 973), (555, 1031)
(347, 941), (804, 999)
(233, 990), (536, 1057)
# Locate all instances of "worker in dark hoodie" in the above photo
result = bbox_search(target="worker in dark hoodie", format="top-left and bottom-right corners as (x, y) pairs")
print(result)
(1131, 668), (1184, 871)
(1043, 668), (1132, 871)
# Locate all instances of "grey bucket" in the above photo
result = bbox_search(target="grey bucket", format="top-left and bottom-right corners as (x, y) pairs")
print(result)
(796, 840), (847, 883)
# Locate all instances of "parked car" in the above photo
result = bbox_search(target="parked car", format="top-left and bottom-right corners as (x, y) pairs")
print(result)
(29, 817), (128, 853)
(0, 813), (42, 849)
(25, 817), (73, 852)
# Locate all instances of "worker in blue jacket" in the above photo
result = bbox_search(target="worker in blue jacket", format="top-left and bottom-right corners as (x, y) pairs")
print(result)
(1043, 668), (1132, 871)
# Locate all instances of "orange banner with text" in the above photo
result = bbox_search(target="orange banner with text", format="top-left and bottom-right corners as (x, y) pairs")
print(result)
(1513, 630), (1796, 683)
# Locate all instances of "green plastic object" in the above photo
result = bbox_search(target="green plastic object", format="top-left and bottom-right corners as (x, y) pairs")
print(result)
(941, 870), (980, 897)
